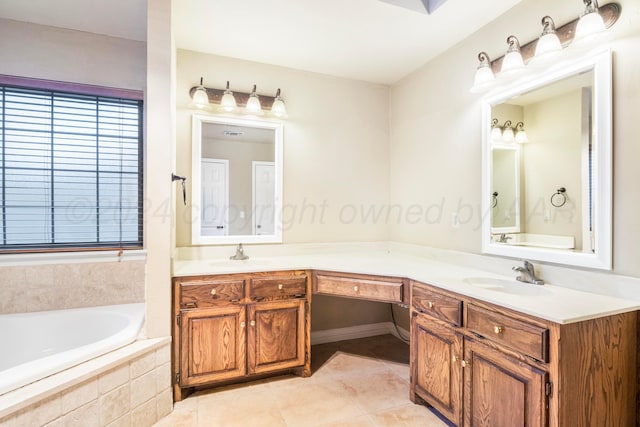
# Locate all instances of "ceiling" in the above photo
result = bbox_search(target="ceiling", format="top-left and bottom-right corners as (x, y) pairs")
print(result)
(0, 0), (525, 85)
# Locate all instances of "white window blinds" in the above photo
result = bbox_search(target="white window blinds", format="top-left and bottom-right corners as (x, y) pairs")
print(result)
(0, 81), (143, 251)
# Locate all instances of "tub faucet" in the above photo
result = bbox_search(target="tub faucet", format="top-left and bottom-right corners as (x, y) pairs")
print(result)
(512, 260), (544, 285)
(230, 243), (249, 260)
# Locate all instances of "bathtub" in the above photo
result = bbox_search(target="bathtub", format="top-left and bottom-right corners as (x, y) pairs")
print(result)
(0, 303), (145, 396)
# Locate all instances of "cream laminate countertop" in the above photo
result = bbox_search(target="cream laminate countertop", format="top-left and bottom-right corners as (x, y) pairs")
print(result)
(173, 249), (640, 325)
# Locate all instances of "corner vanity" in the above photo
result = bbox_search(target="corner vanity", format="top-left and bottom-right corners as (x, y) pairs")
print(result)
(171, 249), (639, 427)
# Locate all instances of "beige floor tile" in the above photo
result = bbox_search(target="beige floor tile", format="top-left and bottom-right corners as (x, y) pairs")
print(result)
(342, 369), (411, 413)
(369, 403), (449, 427)
(197, 387), (286, 427)
(317, 414), (377, 427)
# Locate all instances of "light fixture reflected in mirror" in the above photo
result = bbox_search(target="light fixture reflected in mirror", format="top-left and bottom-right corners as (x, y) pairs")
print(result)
(534, 16), (562, 60)
(191, 77), (210, 109)
(219, 81), (237, 112)
(271, 88), (288, 118)
(574, 0), (606, 42)
(501, 120), (515, 142)
(500, 36), (525, 77)
(515, 122), (529, 143)
(244, 85), (264, 115)
(490, 118), (503, 142)
(470, 52), (495, 93)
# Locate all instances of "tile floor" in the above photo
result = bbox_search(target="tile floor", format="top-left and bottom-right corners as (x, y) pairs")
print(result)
(154, 334), (451, 427)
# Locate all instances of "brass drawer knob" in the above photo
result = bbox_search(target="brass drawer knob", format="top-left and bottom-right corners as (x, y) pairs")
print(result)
(278, 283), (284, 290)
(452, 355), (458, 363)
(461, 360), (471, 368)
(210, 289), (217, 296)
(494, 325), (503, 334)
(240, 322), (246, 328)
(250, 320), (256, 327)
(354, 285), (359, 292)
(428, 301), (434, 309)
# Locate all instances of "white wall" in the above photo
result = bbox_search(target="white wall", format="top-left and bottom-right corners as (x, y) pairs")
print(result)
(175, 49), (390, 247)
(390, 0), (640, 278)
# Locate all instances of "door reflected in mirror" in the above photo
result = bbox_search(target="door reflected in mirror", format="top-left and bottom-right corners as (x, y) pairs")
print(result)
(191, 115), (283, 245)
(481, 50), (612, 269)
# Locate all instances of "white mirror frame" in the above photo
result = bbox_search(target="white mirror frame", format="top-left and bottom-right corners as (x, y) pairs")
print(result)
(191, 114), (284, 245)
(481, 49), (612, 270)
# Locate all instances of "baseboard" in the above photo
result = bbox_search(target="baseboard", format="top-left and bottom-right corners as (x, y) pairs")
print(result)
(311, 322), (410, 345)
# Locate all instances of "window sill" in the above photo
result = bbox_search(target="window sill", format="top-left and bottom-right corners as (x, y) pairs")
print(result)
(0, 249), (147, 267)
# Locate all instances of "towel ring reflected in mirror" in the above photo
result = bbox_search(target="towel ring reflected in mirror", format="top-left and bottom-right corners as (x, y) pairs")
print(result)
(550, 187), (567, 207)
(492, 191), (498, 208)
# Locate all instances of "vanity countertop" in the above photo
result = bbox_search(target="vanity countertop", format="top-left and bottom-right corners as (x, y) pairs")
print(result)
(172, 249), (640, 325)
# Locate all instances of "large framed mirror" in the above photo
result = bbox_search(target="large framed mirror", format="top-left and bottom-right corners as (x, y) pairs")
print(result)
(481, 49), (612, 270)
(191, 114), (283, 245)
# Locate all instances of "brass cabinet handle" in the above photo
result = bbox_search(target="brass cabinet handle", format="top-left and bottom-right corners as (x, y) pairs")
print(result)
(428, 301), (434, 309)
(240, 322), (246, 328)
(461, 360), (471, 368)
(494, 325), (504, 334)
(250, 320), (256, 327)
(210, 289), (217, 296)
(278, 283), (283, 290)
(354, 285), (359, 292)
(452, 355), (458, 363)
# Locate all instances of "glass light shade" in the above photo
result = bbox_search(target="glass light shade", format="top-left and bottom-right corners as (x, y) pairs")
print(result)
(191, 87), (209, 109)
(491, 127), (503, 142)
(470, 52), (495, 93)
(515, 129), (529, 143)
(220, 90), (237, 112)
(500, 51), (525, 76)
(245, 94), (263, 115)
(574, 10), (606, 42)
(271, 97), (287, 118)
(535, 33), (562, 58)
(502, 126), (515, 143)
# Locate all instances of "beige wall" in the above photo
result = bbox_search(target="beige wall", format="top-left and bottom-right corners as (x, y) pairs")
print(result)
(390, 0), (640, 277)
(175, 49), (390, 247)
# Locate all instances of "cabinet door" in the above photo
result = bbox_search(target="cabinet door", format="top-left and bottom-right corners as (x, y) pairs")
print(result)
(247, 299), (306, 375)
(179, 305), (246, 386)
(411, 313), (463, 426)
(463, 338), (547, 427)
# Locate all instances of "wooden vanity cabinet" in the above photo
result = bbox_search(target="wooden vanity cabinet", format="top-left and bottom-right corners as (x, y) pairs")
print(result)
(172, 270), (311, 401)
(313, 270), (406, 303)
(410, 280), (637, 427)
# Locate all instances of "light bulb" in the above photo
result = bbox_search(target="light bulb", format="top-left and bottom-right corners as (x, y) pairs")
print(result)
(244, 85), (263, 115)
(499, 36), (525, 78)
(271, 88), (288, 118)
(470, 52), (495, 93)
(191, 77), (209, 109)
(219, 81), (237, 112)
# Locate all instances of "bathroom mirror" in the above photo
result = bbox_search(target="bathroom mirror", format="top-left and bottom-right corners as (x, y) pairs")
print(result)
(191, 114), (283, 245)
(481, 49), (612, 269)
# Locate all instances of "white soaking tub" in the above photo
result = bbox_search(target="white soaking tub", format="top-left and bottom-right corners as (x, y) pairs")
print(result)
(0, 303), (145, 396)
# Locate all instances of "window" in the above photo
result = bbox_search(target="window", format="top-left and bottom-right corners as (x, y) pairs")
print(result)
(0, 76), (143, 251)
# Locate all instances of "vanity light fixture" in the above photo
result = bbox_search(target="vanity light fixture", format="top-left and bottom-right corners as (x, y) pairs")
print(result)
(499, 36), (525, 77)
(271, 88), (288, 118)
(514, 122), (529, 143)
(219, 81), (237, 112)
(575, 0), (606, 42)
(470, 1), (620, 92)
(501, 120), (515, 143)
(470, 52), (495, 93)
(244, 85), (264, 115)
(191, 77), (210, 109)
(534, 16), (562, 60)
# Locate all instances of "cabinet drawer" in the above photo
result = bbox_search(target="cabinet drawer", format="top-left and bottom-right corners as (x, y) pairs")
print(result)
(412, 283), (463, 327)
(466, 304), (549, 362)
(315, 274), (403, 303)
(180, 279), (244, 308)
(250, 276), (307, 300)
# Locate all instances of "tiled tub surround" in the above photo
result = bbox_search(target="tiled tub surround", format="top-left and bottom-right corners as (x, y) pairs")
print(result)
(0, 255), (145, 314)
(0, 338), (172, 427)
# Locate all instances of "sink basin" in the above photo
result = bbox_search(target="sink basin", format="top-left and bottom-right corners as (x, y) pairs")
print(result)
(463, 277), (551, 296)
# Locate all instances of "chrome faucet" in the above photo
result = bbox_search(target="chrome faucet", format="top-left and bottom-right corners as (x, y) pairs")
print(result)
(229, 243), (249, 260)
(512, 260), (544, 285)
(497, 233), (512, 243)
